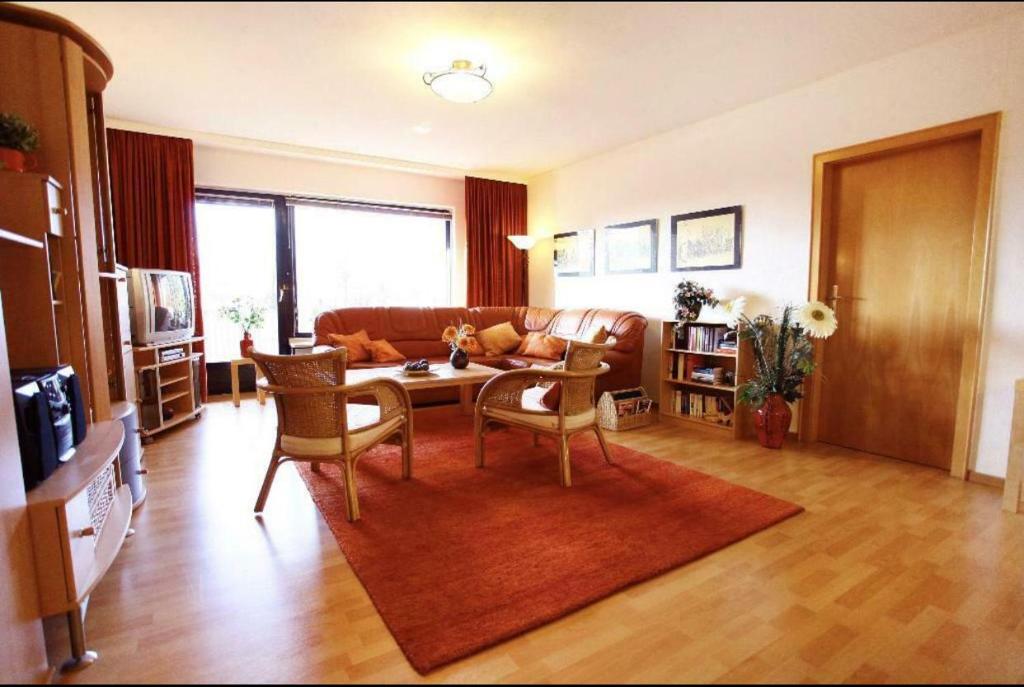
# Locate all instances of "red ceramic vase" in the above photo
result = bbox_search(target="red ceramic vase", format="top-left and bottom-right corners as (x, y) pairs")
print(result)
(753, 394), (792, 449)
(240, 331), (254, 358)
(0, 147), (28, 172)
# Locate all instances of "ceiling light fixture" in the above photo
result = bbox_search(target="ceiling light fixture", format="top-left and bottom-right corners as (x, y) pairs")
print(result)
(423, 59), (493, 103)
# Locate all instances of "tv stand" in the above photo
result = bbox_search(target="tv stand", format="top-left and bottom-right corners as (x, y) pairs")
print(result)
(132, 337), (204, 441)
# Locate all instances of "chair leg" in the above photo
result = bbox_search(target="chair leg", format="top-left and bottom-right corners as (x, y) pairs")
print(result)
(558, 435), (572, 487)
(254, 454), (282, 513)
(401, 425), (413, 480)
(475, 414), (486, 468)
(593, 425), (615, 464)
(343, 457), (361, 522)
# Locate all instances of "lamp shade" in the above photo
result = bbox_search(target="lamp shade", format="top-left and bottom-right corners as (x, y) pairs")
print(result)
(507, 235), (537, 250)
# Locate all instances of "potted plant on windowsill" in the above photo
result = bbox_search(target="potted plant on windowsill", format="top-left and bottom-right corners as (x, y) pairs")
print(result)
(218, 297), (268, 358)
(737, 301), (838, 449)
(0, 112), (40, 172)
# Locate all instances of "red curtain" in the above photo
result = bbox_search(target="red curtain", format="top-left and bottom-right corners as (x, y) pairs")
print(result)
(466, 176), (528, 307)
(106, 128), (207, 400)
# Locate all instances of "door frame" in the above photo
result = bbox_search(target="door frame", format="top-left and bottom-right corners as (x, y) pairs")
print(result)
(800, 112), (1001, 479)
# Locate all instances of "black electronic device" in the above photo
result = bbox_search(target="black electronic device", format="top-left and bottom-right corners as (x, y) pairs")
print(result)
(11, 366), (88, 489)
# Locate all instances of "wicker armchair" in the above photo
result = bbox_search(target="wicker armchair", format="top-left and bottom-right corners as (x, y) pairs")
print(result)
(474, 339), (615, 486)
(250, 347), (413, 522)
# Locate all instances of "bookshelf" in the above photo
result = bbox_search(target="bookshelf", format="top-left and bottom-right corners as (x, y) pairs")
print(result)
(659, 320), (752, 438)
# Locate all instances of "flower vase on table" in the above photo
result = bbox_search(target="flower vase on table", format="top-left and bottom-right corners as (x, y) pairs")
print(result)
(442, 322), (476, 370)
(240, 332), (254, 358)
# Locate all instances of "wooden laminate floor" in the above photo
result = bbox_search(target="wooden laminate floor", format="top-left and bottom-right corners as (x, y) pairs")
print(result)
(55, 398), (1024, 684)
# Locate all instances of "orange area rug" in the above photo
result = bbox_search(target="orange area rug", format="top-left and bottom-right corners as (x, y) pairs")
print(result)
(296, 410), (802, 674)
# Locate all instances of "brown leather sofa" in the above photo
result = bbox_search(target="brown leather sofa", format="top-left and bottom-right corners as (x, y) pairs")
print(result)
(313, 306), (648, 404)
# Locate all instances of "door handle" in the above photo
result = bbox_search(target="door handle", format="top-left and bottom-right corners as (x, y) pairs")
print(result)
(828, 284), (844, 309)
(278, 284), (289, 303)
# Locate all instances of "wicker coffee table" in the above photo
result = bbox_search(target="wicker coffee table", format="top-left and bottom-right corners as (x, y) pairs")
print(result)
(345, 362), (501, 414)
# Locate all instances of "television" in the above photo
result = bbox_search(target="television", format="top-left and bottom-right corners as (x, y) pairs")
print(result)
(126, 268), (196, 346)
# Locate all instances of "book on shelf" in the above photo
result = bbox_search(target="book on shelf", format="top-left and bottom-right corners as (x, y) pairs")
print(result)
(669, 389), (734, 426)
(691, 366), (724, 385)
(675, 323), (735, 353)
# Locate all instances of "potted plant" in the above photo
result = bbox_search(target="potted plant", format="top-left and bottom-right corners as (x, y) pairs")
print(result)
(441, 322), (476, 369)
(218, 297), (268, 357)
(737, 301), (838, 449)
(0, 113), (40, 172)
(673, 279), (718, 329)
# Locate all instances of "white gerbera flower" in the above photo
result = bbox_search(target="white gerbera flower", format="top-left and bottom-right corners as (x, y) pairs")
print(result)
(796, 301), (838, 338)
(721, 296), (747, 327)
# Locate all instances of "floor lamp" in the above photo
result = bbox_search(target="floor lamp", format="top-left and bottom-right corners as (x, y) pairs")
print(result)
(507, 234), (537, 304)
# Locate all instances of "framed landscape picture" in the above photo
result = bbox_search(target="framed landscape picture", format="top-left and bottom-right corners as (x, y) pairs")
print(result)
(670, 205), (743, 271)
(553, 229), (595, 277)
(604, 219), (658, 274)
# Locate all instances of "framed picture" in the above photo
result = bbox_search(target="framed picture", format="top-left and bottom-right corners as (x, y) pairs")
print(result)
(670, 205), (743, 271)
(603, 219), (658, 274)
(553, 229), (595, 277)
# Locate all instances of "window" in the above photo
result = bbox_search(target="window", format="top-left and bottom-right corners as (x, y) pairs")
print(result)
(291, 201), (451, 334)
(195, 195), (279, 362)
(194, 190), (453, 357)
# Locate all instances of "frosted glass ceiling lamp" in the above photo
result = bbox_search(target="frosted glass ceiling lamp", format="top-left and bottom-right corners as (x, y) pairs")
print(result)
(507, 235), (537, 250)
(423, 60), (493, 103)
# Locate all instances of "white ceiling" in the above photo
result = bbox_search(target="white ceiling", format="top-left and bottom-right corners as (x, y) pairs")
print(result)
(25, 1), (1023, 177)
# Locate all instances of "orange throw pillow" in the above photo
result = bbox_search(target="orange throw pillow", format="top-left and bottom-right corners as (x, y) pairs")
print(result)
(476, 321), (522, 356)
(464, 336), (485, 355)
(366, 339), (406, 363)
(518, 332), (568, 360)
(327, 330), (372, 362)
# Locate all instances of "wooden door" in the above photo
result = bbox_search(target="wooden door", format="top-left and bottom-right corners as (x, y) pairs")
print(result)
(816, 134), (983, 469)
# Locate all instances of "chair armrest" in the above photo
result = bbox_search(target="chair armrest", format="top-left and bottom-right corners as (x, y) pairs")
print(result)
(256, 378), (413, 423)
(342, 378), (413, 422)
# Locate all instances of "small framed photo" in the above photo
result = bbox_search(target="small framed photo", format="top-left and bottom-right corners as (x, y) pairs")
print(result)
(553, 229), (595, 277)
(604, 219), (658, 274)
(670, 205), (742, 271)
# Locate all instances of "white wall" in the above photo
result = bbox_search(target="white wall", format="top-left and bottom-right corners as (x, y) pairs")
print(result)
(526, 13), (1024, 479)
(192, 145), (468, 304)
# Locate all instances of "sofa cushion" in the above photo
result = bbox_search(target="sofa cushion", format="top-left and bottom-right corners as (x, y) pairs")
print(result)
(476, 321), (522, 356)
(327, 330), (372, 362)
(367, 339), (406, 363)
(516, 332), (568, 360)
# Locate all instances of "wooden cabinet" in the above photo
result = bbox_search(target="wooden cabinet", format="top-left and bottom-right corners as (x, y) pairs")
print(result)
(25, 421), (130, 670)
(134, 338), (205, 440)
(0, 3), (130, 677)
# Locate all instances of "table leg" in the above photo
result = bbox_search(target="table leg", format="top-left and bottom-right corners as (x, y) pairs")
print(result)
(231, 361), (241, 408)
(256, 368), (266, 406)
(459, 384), (474, 415)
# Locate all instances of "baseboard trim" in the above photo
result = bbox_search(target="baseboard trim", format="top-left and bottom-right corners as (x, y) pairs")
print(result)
(967, 470), (1005, 488)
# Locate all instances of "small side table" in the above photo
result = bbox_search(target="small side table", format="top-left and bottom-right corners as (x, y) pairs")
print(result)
(289, 337), (316, 355)
(230, 358), (267, 408)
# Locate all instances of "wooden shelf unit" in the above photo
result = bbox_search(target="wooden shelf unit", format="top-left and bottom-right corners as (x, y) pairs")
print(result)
(0, 5), (140, 673)
(659, 320), (752, 439)
(133, 338), (204, 440)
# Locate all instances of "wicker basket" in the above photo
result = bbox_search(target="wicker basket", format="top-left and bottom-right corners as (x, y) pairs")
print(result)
(598, 386), (654, 431)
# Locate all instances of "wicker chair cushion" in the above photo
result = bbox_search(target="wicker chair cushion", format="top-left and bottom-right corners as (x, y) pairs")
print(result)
(280, 404), (402, 455)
